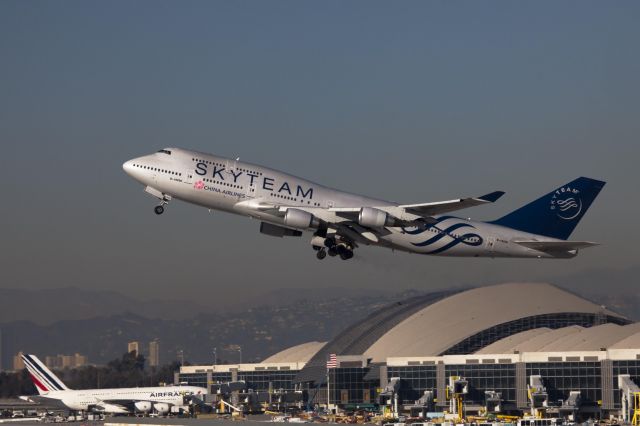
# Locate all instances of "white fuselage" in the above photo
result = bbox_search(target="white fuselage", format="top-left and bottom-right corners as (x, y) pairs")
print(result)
(123, 148), (566, 259)
(36, 385), (205, 412)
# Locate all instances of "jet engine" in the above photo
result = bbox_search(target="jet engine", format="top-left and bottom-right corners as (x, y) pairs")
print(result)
(358, 207), (398, 228)
(153, 403), (170, 414)
(284, 209), (320, 229)
(134, 401), (152, 412)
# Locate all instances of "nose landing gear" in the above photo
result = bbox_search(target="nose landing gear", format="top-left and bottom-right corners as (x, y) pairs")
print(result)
(154, 197), (170, 215)
(144, 186), (171, 215)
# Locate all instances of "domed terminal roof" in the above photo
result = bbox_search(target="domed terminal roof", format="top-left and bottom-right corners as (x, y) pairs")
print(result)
(363, 282), (627, 361)
(262, 341), (326, 363)
(293, 283), (629, 385)
(479, 322), (640, 353)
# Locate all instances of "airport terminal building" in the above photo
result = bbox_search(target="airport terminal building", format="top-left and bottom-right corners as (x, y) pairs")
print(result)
(178, 283), (640, 421)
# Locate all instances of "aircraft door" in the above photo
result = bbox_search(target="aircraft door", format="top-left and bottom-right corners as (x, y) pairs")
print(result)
(245, 178), (257, 199)
(184, 170), (193, 184)
(225, 158), (238, 175)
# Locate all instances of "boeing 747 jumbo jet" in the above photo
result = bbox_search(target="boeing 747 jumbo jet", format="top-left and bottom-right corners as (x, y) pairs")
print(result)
(20, 354), (206, 414)
(123, 148), (605, 260)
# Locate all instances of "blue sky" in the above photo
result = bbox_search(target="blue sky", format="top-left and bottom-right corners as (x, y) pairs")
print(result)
(0, 1), (638, 301)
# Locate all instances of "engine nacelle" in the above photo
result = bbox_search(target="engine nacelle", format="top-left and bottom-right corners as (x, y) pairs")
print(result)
(310, 235), (327, 248)
(358, 207), (397, 228)
(284, 209), (320, 229)
(153, 403), (170, 414)
(134, 401), (152, 413)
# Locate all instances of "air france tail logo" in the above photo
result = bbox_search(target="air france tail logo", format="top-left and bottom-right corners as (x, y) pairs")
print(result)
(550, 186), (582, 220)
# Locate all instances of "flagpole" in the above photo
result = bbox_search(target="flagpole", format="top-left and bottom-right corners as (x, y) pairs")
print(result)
(326, 353), (336, 414)
(326, 368), (330, 412)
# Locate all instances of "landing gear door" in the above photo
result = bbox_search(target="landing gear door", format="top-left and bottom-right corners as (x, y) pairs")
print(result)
(486, 236), (495, 255)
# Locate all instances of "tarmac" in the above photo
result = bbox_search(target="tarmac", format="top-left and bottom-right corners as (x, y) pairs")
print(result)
(0, 415), (326, 426)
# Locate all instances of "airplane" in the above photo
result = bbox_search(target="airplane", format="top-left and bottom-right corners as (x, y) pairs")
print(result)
(122, 148), (605, 260)
(20, 354), (207, 415)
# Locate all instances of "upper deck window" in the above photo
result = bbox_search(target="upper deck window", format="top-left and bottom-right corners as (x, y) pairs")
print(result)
(157, 149), (172, 155)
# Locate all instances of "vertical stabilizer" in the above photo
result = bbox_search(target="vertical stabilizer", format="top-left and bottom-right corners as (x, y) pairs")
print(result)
(490, 177), (605, 240)
(21, 354), (70, 394)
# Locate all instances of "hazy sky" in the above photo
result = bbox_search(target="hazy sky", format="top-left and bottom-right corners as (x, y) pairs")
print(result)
(1, 1), (638, 303)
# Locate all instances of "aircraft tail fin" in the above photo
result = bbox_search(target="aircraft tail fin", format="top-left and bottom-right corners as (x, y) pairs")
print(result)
(21, 354), (70, 394)
(490, 177), (605, 240)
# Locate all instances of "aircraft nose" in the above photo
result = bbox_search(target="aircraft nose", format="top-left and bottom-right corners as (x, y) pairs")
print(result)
(122, 159), (135, 177)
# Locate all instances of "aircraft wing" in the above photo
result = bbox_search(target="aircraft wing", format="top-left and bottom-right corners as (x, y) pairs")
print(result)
(93, 401), (131, 414)
(398, 191), (505, 217)
(237, 190), (504, 244)
(514, 240), (599, 252)
(238, 190), (504, 224)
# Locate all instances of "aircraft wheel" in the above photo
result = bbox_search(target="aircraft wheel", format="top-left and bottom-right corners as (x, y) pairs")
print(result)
(324, 238), (336, 248)
(154, 205), (165, 215)
(339, 247), (354, 260)
(339, 250), (352, 260)
(316, 249), (327, 260)
(327, 246), (338, 257)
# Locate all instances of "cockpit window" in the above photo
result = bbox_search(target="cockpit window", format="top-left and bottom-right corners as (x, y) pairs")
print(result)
(157, 149), (172, 155)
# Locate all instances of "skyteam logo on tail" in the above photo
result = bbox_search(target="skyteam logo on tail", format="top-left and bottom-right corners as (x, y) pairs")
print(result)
(550, 186), (582, 220)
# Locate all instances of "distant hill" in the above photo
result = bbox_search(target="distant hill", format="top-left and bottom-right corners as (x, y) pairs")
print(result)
(0, 287), (211, 325)
(0, 289), (415, 369)
(0, 286), (395, 326)
(1, 280), (637, 372)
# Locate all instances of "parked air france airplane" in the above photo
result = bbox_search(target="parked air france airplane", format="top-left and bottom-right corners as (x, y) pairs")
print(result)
(122, 148), (605, 260)
(20, 354), (206, 414)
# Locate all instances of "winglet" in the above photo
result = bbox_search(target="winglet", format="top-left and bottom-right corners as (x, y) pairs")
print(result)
(478, 191), (506, 203)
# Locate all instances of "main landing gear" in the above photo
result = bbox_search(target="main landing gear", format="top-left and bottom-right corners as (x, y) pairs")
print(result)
(313, 238), (354, 261)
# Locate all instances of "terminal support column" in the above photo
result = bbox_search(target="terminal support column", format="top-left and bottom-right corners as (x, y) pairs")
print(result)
(207, 371), (213, 393)
(601, 359), (614, 411)
(516, 362), (528, 409)
(436, 362), (446, 408)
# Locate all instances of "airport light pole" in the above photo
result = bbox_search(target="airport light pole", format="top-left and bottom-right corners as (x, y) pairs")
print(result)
(213, 347), (217, 366)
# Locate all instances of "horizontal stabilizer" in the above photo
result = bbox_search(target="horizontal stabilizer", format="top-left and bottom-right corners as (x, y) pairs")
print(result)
(514, 240), (599, 252)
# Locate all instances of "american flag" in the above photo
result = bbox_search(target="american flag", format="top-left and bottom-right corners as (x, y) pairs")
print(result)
(326, 353), (337, 369)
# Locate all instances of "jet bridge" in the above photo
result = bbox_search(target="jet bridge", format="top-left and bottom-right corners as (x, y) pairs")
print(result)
(409, 390), (435, 418)
(484, 390), (502, 413)
(379, 377), (401, 417)
(447, 376), (468, 420)
(558, 391), (581, 421)
(618, 374), (640, 424)
(527, 375), (548, 417)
